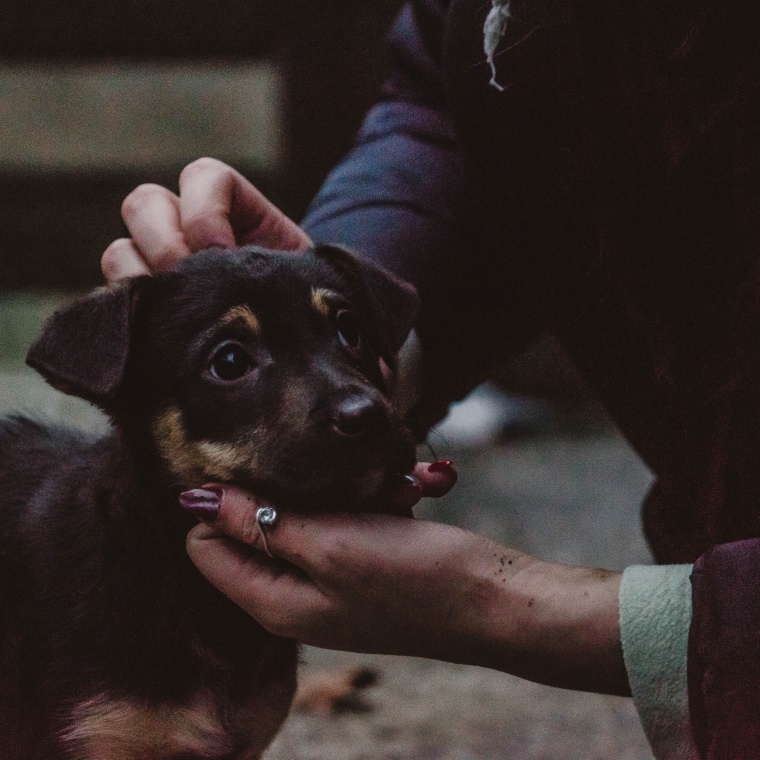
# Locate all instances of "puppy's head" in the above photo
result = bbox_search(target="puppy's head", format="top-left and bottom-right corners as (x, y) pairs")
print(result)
(27, 245), (420, 509)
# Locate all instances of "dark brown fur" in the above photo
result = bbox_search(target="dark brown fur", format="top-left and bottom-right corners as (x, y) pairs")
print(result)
(0, 245), (419, 759)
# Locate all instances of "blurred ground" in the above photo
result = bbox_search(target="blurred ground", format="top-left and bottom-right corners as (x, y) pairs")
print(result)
(0, 294), (655, 759)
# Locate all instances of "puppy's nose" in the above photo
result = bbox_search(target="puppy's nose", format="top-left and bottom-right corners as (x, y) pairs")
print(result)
(331, 394), (384, 438)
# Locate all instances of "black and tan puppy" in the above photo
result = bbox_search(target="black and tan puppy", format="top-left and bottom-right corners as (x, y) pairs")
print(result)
(0, 245), (419, 760)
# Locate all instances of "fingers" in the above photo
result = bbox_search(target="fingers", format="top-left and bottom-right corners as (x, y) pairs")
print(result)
(415, 460), (457, 498)
(103, 183), (190, 282)
(379, 461), (458, 514)
(188, 486), (329, 571)
(184, 485), (410, 578)
(179, 157), (313, 252)
(178, 158), (237, 250)
(186, 522), (329, 639)
(182, 460), (456, 571)
(120, 183), (191, 273)
(102, 158), (312, 283)
(101, 238), (151, 281)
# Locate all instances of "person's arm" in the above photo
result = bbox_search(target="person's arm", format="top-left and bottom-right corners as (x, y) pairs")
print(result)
(183, 483), (629, 696)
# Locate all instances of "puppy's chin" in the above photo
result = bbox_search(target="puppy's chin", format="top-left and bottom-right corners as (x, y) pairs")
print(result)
(238, 458), (416, 512)
(234, 424), (418, 511)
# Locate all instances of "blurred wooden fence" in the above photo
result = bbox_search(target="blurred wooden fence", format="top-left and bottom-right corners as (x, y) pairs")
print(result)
(0, 0), (402, 289)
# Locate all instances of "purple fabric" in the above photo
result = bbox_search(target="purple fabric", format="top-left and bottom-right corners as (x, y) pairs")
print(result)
(690, 540), (760, 759)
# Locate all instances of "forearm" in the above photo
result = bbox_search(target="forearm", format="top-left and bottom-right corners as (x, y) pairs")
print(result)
(441, 546), (628, 695)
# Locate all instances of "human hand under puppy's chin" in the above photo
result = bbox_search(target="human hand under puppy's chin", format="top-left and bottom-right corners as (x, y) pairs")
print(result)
(180, 461), (461, 646)
(182, 456), (628, 697)
(181, 463), (479, 653)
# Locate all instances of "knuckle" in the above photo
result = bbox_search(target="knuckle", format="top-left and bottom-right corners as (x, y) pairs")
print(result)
(260, 603), (322, 641)
(315, 532), (347, 573)
(260, 611), (294, 638)
(181, 208), (234, 252)
(151, 233), (190, 270)
(238, 505), (264, 549)
(182, 209), (223, 239)
(120, 183), (171, 220)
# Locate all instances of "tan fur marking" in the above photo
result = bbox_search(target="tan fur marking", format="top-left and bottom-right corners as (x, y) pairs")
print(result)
(311, 287), (339, 318)
(196, 439), (262, 480)
(61, 643), (299, 759)
(152, 406), (262, 487)
(152, 406), (207, 486)
(61, 692), (234, 759)
(221, 304), (261, 336)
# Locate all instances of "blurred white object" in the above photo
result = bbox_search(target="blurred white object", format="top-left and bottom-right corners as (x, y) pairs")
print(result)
(431, 383), (550, 450)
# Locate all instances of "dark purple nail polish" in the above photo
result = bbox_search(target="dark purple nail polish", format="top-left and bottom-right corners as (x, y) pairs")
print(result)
(428, 460), (454, 474)
(179, 487), (222, 522)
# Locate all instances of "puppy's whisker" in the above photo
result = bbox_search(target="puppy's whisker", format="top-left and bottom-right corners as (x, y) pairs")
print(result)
(419, 439), (439, 462)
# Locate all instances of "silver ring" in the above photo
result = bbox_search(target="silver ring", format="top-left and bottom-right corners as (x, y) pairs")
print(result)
(256, 506), (278, 527)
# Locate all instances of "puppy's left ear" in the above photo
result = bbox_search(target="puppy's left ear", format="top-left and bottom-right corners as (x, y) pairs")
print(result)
(314, 244), (420, 362)
(26, 280), (143, 408)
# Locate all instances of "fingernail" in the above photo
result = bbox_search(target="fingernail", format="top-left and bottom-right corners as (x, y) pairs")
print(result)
(428, 460), (454, 474)
(179, 487), (222, 522)
(397, 474), (423, 507)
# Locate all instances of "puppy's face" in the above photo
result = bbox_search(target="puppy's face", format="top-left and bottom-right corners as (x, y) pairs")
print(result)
(28, 246), (420, 509)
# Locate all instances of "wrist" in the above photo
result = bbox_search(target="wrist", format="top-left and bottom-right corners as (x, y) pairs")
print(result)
(453, 545), (628, 695)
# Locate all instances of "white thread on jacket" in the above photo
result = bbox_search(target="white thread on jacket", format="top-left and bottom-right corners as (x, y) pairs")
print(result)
(484, 0), (511, 91)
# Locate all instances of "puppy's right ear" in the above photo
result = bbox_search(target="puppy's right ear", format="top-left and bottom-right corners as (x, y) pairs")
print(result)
(26, 279), (143, 408)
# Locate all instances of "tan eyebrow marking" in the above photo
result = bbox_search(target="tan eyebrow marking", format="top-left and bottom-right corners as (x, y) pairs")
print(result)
(220, 305), (261, 336)
(311, 288), (339, 318)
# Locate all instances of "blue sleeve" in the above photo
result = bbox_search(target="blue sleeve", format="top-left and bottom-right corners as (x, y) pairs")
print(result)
(301, 1), (535, 432)
(301, 0), (472, 321)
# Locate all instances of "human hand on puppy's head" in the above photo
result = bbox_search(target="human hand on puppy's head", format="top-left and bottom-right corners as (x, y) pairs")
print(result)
(101, 158), (313, 282)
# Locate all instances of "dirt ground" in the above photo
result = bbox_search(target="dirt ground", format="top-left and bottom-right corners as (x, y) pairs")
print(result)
(0, 345), (656, 759)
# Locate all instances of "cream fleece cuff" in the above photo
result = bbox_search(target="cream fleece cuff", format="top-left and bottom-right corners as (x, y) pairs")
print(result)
(619, 565), (699, 760)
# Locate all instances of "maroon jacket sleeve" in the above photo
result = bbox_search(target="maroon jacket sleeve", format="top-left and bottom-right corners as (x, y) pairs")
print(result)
(689, 539), (760, 758)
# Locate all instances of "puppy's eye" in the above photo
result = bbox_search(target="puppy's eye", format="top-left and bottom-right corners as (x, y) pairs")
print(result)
(208, 341), (253, 381)
(336, 309), (361, 350)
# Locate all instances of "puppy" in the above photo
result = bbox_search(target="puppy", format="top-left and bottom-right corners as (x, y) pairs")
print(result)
(0, 244), (419, 760)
